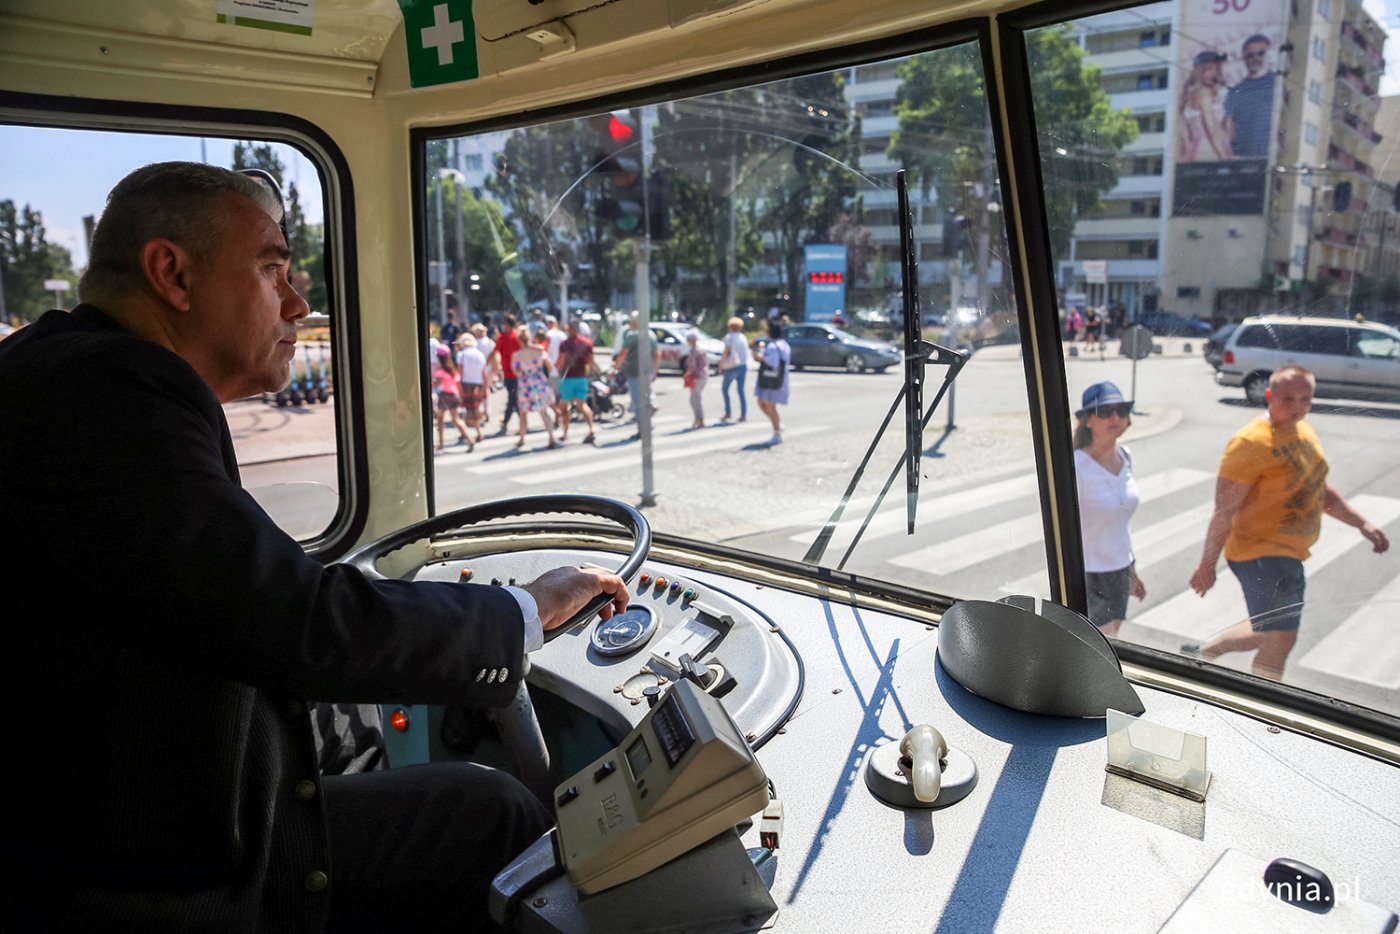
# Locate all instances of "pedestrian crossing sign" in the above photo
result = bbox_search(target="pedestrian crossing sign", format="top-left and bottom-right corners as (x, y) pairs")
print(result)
(396, 0), (479, 88)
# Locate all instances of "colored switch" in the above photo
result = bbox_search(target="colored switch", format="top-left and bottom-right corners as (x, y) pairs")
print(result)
(459, 568), (473, 582)
(669, 581), (682, 595)
(683, 588), (696, 601)
(640, 573), (651, 586)
(655, 577), (668, 590)
(389, 709), (410, 732)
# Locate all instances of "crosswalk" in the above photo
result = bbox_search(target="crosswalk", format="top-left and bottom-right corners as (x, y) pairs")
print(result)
(438, 417), (1400, 708)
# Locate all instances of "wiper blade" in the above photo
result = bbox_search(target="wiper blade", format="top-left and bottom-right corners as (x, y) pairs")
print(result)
(802, 169), (969, 569)
(801, 340), (966, 568)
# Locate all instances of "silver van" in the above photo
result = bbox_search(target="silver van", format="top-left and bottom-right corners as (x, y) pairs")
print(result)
(1217, 316), (1400, 404)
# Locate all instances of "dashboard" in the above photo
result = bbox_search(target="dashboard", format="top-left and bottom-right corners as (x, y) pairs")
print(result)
(380, 541), (1400, 931)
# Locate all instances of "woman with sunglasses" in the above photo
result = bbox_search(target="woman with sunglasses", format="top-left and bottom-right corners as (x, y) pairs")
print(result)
(1073, 381), (1146, 636)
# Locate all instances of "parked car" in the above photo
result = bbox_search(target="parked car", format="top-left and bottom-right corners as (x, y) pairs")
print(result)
(648, 322), (725, 374)
(1136, 310), (1212, 337)
(1204, 323), (1237, 370)
(1217, 316), (1400, 404)
(782, 323), (901, 373)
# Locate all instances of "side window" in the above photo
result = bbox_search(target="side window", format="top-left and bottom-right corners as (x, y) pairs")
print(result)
(1278, 326), (1345, 355)
(1235, 325), (1279, 349)
(0, 124), (340, 544)
(1352, 331), (1400, 359)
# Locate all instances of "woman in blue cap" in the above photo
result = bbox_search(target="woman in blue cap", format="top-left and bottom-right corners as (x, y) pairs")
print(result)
(1073, 381), (1146, 635)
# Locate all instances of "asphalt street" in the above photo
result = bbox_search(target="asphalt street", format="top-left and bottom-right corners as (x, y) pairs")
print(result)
(231, 338), (1400, 715)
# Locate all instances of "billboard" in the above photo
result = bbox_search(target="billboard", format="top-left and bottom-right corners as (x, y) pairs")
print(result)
(1172, 0), (1287, 216)
(803, 244), (848, 323)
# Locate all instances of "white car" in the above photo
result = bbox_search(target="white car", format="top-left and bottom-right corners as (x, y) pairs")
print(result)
(647, 322), (725, 374)
(1217, 316), (1400, 404)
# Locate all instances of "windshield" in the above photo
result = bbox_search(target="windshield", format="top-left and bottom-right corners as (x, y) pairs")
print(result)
(1029, 2), (1400, 717)
(424, 39), (1045, 600)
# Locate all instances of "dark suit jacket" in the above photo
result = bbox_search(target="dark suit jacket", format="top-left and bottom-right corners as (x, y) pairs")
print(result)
(0, 306), (525, 932)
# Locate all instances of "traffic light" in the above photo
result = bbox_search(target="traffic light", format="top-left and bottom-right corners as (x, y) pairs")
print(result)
(591, 109), (645, 237)
(942, 214), (969, 257)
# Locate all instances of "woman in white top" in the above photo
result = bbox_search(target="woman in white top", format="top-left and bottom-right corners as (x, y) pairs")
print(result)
(718, 316), (749, 423)
(1073, 381), (1146, 635)
(470, 323), (497, 422)
(455, 334), (488, 443)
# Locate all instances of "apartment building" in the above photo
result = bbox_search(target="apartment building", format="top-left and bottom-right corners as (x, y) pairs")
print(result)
(1063, 4), (1175, 318)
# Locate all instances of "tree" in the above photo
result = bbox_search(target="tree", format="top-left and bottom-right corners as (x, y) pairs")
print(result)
(429, 170), (521, 313)
(485, 124), (633, 313)
(0, 200), (76, 321)
(751, 71), (864, 316)
(891, 29), (1137, 268)
(650, 91), (768, 323)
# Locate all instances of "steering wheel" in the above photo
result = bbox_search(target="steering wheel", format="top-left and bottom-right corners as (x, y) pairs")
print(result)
(342, 494), (651, 803)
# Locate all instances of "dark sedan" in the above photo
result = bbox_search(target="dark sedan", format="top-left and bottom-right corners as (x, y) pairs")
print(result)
(1135, 311), (1212, 337)
(783, 323), (901, 373)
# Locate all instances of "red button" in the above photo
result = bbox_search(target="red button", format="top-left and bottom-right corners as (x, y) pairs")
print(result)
(389, 709), (410, 732)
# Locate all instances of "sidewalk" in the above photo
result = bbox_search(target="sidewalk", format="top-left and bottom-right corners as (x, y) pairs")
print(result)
(972, 335), (1205, 362)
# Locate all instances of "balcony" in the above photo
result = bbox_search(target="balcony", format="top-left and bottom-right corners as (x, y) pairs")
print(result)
(1109, 174), (1167, 197)
(1108, 89), (1169, 113)
(1074, 217), (1162, 238)
(1122, 131), (1166, 154)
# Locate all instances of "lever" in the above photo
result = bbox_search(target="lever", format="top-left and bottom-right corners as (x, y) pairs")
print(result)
(899, 724), (947, 803)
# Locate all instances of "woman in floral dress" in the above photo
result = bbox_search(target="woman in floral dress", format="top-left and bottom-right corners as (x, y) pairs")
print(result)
(512, 325), (559, 449)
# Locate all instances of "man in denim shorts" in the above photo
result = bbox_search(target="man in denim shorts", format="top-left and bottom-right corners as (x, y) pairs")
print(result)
(1187, 367), (1390, 678)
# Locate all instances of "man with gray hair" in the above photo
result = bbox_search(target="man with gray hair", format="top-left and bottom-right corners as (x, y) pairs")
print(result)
(0, 162), (628, 932)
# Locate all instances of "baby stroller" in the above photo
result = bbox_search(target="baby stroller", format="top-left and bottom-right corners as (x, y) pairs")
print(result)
(590, 368), (627, 421)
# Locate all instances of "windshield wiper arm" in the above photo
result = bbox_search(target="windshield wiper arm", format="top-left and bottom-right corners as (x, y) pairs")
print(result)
(803, 169), (968, 568)
(801, 341), (966, 568)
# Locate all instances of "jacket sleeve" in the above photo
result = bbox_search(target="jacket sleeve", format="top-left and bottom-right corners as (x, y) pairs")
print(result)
(13, 345), (524, 707)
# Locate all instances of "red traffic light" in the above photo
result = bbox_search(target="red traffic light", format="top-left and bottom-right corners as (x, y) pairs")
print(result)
(607, 112), (637, 145)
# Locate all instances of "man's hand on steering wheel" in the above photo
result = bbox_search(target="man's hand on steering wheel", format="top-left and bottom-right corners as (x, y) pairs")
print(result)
(524, 566), (629, 631)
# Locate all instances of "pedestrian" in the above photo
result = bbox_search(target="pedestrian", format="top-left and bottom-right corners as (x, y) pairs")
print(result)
(1083, 305), (1103, 349)
(752, 318), (791, 446)
(555, 319), (597, 444)
(1186, 366), (1390, 678)
(512, 325), (559, 449)
(719, 315), (749, 423)
(613, 313), (659, 438)
(543, 314), (566, 367)
(1072, 382), (1145, 636)
(683, 329), (709, 429)
(439, 300), (462, 348)
(1064, 306), (1083, 343)
(470, 322), (496, 423)
(455, 333), (488, 443)
(495, 312), (522, 434)
(432, 347), (473, 451)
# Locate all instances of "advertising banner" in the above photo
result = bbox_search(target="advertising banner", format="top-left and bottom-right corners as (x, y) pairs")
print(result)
(1172, 0), (1287, 216)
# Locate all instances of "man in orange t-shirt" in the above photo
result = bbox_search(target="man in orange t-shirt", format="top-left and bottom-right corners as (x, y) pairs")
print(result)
(1187, 366), (1389, 678)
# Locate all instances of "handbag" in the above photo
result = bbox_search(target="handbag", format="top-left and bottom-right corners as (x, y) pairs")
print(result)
(757, 355), (786, 390)
(683, 371), (697, 389)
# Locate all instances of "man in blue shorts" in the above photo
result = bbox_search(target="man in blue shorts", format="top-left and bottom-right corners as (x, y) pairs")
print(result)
(555, 319), (596, 444)
(1187, 367), (1389, 678)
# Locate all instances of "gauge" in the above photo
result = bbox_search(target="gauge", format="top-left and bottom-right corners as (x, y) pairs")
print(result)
(591, 605), (658, 657)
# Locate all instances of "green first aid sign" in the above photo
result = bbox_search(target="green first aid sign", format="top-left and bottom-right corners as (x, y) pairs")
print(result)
(396, 0), (479, 87)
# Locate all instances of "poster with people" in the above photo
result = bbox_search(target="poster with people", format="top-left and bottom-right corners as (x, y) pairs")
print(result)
(1172, 0), (1286, 216)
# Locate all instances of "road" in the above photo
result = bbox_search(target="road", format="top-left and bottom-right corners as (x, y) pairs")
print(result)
(235, 344), (1400, 715)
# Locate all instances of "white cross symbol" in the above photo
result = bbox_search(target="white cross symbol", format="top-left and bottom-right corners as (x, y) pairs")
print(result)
(421, 4), (464, 67)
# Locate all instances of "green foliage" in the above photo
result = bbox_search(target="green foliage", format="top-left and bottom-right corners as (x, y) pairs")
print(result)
(0, 199), (76, 321)
(892, 28), (1136, 259)
(650, 89), (767, 323)
(751, 71), (864, 311)
(485, 125), (632, 313)
(430, 171), (521, 313)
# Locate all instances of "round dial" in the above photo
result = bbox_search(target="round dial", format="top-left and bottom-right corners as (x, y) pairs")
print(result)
(591, 605), (658, 657)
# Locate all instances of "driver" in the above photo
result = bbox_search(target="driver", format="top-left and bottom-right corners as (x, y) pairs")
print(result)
(0, 162), (628, 933)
